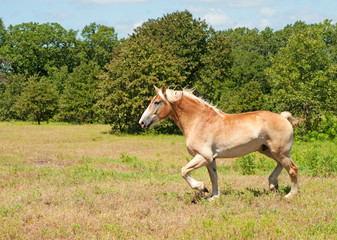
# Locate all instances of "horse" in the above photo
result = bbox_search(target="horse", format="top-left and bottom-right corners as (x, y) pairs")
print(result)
(139, 85), (298, 200)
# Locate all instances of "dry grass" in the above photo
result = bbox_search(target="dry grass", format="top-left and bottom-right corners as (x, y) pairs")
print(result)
(0, 122), (336, 239)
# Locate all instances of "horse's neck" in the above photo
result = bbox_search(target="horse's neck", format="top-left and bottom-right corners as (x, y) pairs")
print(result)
(169, 95), (206, 136)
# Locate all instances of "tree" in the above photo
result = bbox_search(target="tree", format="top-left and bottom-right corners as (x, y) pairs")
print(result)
(0, 74), (25, 120)
(197, 30), (232, 105)
(45, 65), (69, 94)
(0, 18), (9, 78)
(97, 10), (212, 133)
(266, 22), (337, 131)
(96, 34), (185, 132)
(194, 27), (272, 113)
(58, 61), (102, 123)
(79, 23), (119, 69)
(12, 76), (58, 124)
(0, 22), (79, 76)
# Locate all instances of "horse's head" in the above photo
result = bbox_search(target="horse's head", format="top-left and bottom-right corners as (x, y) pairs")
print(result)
(139, 85), (171, 130)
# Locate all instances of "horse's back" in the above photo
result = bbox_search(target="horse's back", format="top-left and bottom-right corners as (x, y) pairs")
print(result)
(226, 111), (293, 133)
(213, 111), (293, 157)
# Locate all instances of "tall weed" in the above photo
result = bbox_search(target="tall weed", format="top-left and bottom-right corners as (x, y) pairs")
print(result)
(234, 153), (275, 175)
(292, 141), (337, 177)
(234, 141), (337, 177)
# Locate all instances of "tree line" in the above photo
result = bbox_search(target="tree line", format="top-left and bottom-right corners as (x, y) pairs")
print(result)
(0, 11), (336, 139)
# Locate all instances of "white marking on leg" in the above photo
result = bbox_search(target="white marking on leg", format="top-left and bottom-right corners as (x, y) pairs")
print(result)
(181, 154), (209, 192)
(278, 155), (299, 198)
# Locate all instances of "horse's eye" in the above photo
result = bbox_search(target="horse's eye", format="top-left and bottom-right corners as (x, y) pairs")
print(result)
(154, 101), (161, 105)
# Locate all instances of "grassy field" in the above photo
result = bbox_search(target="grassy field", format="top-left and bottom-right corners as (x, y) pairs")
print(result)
(0, 122), (336, 239)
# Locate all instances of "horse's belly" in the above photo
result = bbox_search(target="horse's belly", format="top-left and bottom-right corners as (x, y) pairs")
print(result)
(214, 140), (262, 158)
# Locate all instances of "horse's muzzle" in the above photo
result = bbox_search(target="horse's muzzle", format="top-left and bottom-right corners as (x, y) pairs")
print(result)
(139, 120), (150, 130)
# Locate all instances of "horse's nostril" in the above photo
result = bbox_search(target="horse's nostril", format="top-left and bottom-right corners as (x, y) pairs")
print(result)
(141, 121), (144, 126)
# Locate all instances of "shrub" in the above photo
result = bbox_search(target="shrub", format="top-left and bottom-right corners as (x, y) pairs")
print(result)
(235, 154), (256, 175)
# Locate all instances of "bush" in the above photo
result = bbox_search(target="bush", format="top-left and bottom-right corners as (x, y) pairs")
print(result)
(235, 154), (256, 175)
(299, 114), (337, 141)
(301, 148), (337, 177)
(292, 141), (337, 177)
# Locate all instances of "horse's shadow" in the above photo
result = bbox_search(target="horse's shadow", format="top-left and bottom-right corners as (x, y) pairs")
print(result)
(222, 185), (291, 196)
(189, 185), (291, 204)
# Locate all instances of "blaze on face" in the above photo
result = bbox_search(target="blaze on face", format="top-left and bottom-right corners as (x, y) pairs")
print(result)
(139, 85), (171, 130)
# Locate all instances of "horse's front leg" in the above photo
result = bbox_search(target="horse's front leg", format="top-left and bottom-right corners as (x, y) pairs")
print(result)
(181, 154), (209, 193)
(206, 159), (219, 200)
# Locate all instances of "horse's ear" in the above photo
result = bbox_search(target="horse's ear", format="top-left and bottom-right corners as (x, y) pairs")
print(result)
(154, 85), (160, 93)
(161, 84), (166, 96)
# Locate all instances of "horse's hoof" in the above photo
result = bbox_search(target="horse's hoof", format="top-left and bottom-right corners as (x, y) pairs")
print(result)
(285, 192), (298, 199)
(206, 194), (220, 201)
(203, 187), (209, 193)
(269, 183), (279, 191)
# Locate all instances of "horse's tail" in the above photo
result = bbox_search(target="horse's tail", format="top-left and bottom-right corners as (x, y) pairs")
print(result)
(281, 111), (300, 127)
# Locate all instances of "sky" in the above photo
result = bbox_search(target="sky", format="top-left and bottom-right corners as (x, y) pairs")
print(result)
(1, 0), (337, 38)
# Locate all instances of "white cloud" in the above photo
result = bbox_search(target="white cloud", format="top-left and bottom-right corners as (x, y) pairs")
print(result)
(113, 20), (144, 38)
(259, 18), (271, 28)
(202, 9), (233, 26)
(259, 7), (276, 18)
(113, 22), (134, 37)
(188, 7), (233, 27)
(133, 21), (144, 29)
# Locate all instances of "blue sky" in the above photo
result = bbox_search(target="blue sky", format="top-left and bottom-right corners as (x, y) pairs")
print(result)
(1, 0), (337, 38)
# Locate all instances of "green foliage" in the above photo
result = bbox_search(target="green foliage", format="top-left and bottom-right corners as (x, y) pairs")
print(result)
(235, 154), (256, 175)
(0, 19), (118, 124)
(79, 23), (119, 68)
(292, 141), (337, 177)
(304, 148), (337, 177)
(234, 153), (275, 175)
(266, 21), (337, 132)
(197, 31), (232, 104)
(217, 27), (274, 113)
(57, 61), (102, 123)
(0, 74), (25, 120)
(119, 152), (145, 169)
(318, 115), (337, 140)
(304, 115), (337, 141)
(0, 22), (79, 76)
(11, 75), (58, 124)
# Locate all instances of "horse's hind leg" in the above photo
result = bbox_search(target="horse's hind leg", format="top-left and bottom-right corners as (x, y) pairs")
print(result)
(278, 155), (298, 198)
(267, 146), (298, 198)
(259, 146), (283, 191)
(261, 144), (298, 198)
(269, 163), (283, 191)
(206, 160), (219, 200)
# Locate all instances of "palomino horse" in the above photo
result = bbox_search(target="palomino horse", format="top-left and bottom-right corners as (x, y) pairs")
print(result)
(139, 85), (298, 199)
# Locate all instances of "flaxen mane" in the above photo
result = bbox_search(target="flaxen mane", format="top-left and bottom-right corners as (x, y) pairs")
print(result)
(165, 88), (224, 117)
